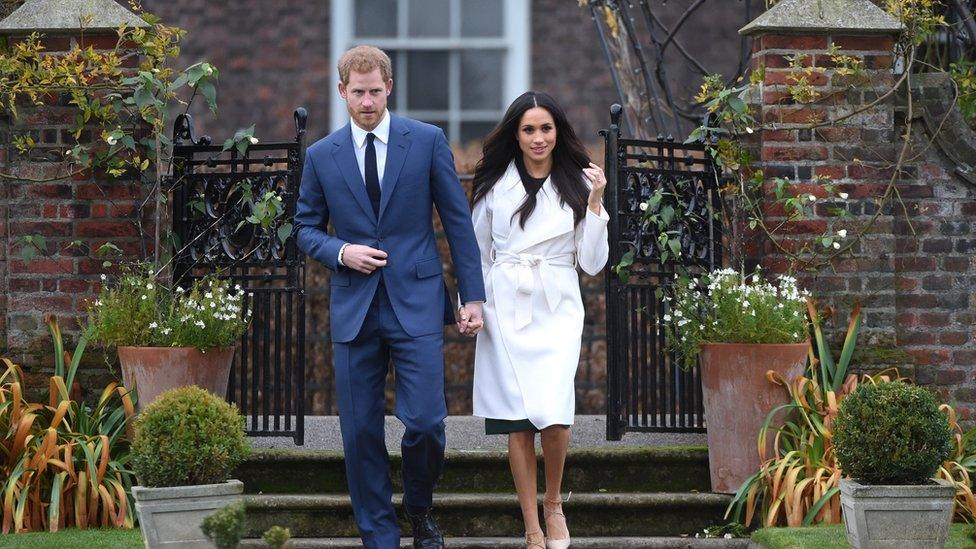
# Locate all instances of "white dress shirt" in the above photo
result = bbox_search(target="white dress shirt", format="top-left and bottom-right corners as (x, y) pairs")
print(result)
(338, 110), (391, 266)
(350, 109), (390, 185)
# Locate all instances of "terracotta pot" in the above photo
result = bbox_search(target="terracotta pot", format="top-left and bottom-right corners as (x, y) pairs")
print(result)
(698, 341), (809, 494)
(117, 346), (236, 410)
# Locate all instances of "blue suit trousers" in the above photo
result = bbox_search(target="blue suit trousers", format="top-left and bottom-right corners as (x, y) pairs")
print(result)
(333, 282), (447, 549)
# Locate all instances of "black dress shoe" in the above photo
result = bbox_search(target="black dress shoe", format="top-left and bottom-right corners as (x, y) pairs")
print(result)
(404, 507), (444, 549)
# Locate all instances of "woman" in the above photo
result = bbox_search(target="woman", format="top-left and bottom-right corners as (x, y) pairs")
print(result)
(468, 91), (609, 549)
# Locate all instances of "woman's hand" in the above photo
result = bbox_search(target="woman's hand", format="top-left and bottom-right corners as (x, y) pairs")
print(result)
(583, 162), (606, 214)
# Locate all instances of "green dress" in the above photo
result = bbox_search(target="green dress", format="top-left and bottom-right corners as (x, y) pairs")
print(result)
(485, 418), (539, 435)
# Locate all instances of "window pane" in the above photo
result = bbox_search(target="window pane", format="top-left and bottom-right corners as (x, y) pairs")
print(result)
(461, 0), (503, 37)
(407, 51), (449, 110)
(387, 52), (399, 111)
(460, 121), (498, 145)
(409, 0), (450, 37)
(355, 0), (397, 37)
(461, 50), (503, 110)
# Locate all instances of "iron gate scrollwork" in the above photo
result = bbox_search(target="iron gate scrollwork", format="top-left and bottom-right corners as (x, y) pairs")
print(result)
(169, 109), (308, 444)
(604, 104), (723, 440)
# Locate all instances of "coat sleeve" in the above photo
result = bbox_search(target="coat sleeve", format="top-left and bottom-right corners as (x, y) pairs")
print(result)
(295, 151), (347, 271)
(430, 129), (487, 303)
(471, 190), (493, 281)
(575, 180), (610, 276)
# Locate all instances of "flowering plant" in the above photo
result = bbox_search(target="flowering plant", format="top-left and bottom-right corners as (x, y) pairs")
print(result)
(665, 268), (809, 369)
(87, 267), (251, 350)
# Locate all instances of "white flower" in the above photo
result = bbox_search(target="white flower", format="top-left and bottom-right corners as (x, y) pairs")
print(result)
(161, 327), (171, 335)
(807, 194), (816, 202)
(742, 300), (750, 308)
(745, 126), (754, 134)
(249, 136), (259, 145)
(105, 135), (118, 146)
(639, 201), (648, 212)
(176, 286), (185, 293)
(141, 294), (147, 300)
(195, 320), (205, 328)
(833, 242), (841, 249)
(663, 314), (672, 321)
(205, 292), (213, 299)
(146, 283), (154, 290)
(235, 284), (242, 291)
(837, 229), (847, 238)
(724, 534), (733, 539)
(100, 274), (107, 281)
(839, 192), (849, 199)
(149, 322), (158, 329)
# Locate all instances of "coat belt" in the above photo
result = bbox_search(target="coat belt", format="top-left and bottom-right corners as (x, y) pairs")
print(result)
(491, 249), (576, 330)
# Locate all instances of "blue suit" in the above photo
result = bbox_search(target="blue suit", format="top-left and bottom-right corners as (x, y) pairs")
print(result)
(295, 114), (485, 548)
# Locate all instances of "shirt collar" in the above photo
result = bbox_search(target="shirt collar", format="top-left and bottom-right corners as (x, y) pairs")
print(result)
(350, 110), (391, 149)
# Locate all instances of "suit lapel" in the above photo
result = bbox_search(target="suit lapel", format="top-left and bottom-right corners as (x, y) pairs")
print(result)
(378, 115), (411, 221)
(331, 124), (377, 225)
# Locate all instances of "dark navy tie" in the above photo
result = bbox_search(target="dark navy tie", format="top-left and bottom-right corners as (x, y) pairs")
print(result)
(364, 132), (380, 216)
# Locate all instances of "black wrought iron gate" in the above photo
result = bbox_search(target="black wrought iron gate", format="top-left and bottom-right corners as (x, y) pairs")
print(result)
(170, 109), (308, 444)
(604, 104), (723, 440)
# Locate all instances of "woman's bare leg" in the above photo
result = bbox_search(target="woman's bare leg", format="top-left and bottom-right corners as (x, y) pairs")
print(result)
(509, 431), (542, 543)
(541, 425), (571, 540)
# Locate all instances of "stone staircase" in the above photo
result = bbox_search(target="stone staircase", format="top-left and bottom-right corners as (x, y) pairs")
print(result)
(233, 437), (746, 548)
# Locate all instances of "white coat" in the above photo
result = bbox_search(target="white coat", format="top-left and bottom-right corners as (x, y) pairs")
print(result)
(471, 161), (609, 429)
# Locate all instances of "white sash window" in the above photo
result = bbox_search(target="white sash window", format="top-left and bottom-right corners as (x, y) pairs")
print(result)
(331, 0), (530, 144)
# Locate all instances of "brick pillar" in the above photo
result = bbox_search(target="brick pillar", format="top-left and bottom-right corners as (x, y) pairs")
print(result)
(740, 0), (903, 350)
(0, 0), (150, 388)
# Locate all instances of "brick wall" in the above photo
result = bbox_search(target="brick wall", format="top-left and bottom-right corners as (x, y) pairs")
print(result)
(751, 31), (976, 418)
(0, 32), (148, 395)
(751, 32), (900, 345)
(895, 74), (976, 419)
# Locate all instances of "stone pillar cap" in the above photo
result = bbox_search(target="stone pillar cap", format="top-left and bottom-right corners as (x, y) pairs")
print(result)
(0, 0), (149, 34)
(740, 0), (902, 36)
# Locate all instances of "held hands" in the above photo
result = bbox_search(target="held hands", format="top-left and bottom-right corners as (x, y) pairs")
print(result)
(583, 162), (607, 214)
(457, 302), (484, 337)
(342, 245), (388, 275)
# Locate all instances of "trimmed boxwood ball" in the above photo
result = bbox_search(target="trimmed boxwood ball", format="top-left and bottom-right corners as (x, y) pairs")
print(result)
(834, 381), (952, 485)
(132, 385), (249, 487)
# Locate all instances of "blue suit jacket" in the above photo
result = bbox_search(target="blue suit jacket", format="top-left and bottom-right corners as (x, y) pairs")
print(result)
(295, 115), (486, 343)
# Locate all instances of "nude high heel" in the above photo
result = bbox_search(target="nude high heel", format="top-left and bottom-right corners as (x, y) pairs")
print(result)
(543, 493), (571, 549)
(526, 529), (545, 549)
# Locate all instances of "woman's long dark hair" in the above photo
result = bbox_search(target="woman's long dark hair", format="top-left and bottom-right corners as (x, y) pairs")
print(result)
(471, 91), (591, 228)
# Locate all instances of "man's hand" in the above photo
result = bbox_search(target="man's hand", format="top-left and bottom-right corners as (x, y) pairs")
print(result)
(342, 245), (388, 274)
(457, 302), (484, 337)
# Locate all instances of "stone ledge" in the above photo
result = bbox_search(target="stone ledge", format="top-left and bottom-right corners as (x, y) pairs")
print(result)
(741, 0), (902, 36)
(0, 0), (148, 34)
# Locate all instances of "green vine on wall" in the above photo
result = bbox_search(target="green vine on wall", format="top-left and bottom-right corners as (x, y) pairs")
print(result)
(1, 8), (288, 273)
(614, 0), (963, 281)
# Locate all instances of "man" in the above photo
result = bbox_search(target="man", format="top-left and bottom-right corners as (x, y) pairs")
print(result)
(294, 46), (485, 549)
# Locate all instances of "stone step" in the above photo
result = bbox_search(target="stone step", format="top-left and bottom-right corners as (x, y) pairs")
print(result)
(243, 492), (732, 539)
(235, 447), (712, 495)
(240, 536), (750, 548)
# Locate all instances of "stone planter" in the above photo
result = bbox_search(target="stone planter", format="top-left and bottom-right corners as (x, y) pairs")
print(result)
(118, 346), (235, 410)
(840, 478), (955, 549)
(132, 479), (244, 548)
(698, 342), (809, 493)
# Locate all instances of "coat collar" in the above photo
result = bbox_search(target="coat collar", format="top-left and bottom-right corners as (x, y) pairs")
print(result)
(378, 115), (411, 220)
(330, 115), (412, 224)
(332, 124), (375, 225)
(495, 161), (575, 252)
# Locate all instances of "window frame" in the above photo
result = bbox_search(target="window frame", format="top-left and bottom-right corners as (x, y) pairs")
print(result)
(330, 0), (530, 142)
